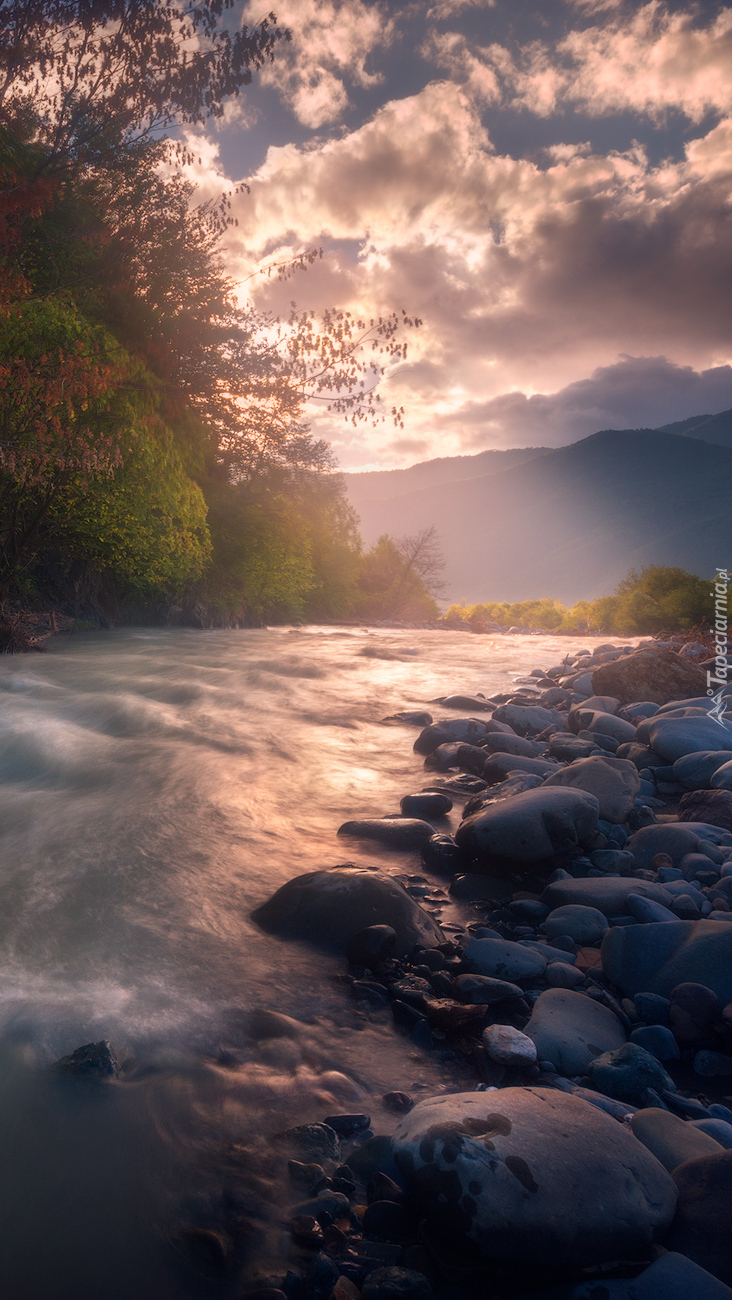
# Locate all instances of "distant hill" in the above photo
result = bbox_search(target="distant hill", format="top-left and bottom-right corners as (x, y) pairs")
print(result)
(345, 429), (732, 604)
(659, 408), (732, 448)
(345, 446), (549, 503)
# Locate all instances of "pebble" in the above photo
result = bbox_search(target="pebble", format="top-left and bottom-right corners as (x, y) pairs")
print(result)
(482, 1024), (538, 1066)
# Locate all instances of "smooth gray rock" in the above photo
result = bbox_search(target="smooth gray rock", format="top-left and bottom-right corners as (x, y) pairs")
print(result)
(252, 867), (443, 955)
(452, 974), (524, 1003)
(629, 1024), (680, 1060)
(482, 1024), (537, 1065)
(692, 1119), (732, 1149)
(544, 904), (608, 945)
(647, 715), (732, 764)
(491, 703), (565, 736)
(482, 732), (543, 758)
(674, 752), (732, 789)
(541, 755), (640, 822)
(337, 818), (437, 849)
(587, 1043), (674, 1104)
(524, 987), (626, 1075)
(625, 824), (720, 870)
(712, 760), (732, 791)
(628, 1252), (732, 1300)
(456, 787), (600, 866)
(390, 1088), (677, 1266)
(627, 894), (678, 924)
(463, 937), (546, 981)
(482, 753), (559, 785)
(573, 711), (637, 744)
(541, 877), (673, 919)
(601, 919), (732, 1001)
(630, 1108), (723, 1172)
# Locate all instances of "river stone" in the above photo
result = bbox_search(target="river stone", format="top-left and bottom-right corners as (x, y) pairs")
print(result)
(482, 732), (543, 758)
(630, 1108), (723, 1172)
(591, 648), (708, 705)
(627, 894), (678, 924)
(491, 704), (564, 736)
(548, 734), (604, 762)
(692, 1119), (732, 1149)
(646, 715), (732, 764)
(625, 824), (712, 870)
(524, 987), (626, 1075)
(673, 752), (732, 790)
(252, 867), (443, 955)
(482, 1024), (537, 1066)
(627, 1252), (732, 1300)
(390, 1088), (676, 1267)
(337, 818), (437, 849)
(712, 761), (732, 791)
(541, 877), (673, 919)
(541, 756), (640, 823)
(463, 937), (546, 981)
(452, 974), (524, 1003)
(668, 1150), (732, 1285)
(544, 904), (608, 945)
(679, 790), (732, 830)
(482, 754), (559, 785)
(586, 1042), (674, 1104)
(414, 718), (510, 756)
(361, 1268), (433, 1300)
(572, 711), (637, 745)
(455, 788), (599, 866)
(629, 1024), (680, 1060)
(400, 793), (452, 818)
(601, 920), (732, 1001)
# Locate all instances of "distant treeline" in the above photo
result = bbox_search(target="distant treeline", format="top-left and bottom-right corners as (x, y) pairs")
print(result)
(445, 567), (714, 636)
(0, 2), (433, 631)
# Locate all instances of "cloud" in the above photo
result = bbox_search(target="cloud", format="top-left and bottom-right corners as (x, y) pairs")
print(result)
(436, 3), (732, 123)
(434, 356), (732, 447)
(241, 0), (395, 127)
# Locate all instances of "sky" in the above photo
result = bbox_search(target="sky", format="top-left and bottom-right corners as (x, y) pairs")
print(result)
(183, 0), (732, 469)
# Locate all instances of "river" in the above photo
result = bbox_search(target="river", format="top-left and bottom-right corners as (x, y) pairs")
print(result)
(0, 625), (613, 1299)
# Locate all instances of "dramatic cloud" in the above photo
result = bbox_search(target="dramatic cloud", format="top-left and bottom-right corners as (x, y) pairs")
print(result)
(240, 0), (395, 128)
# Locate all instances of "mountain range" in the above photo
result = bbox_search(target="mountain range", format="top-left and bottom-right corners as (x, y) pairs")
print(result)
(344, 410), (732, 604)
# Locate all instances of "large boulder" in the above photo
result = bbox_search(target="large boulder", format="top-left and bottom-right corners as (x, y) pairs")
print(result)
(668, 1151), (732, 1286)
(390, 1088), (676, 1267)
(678, 790), (732, 831)
(541, 877), (673, 919)
(646, 715), (732, 764)
(591, 648), (707, 706)
(570, 710), (637, 745)
(631, 1108), (724, 1173)
(541, 756), (640, 822)
(673, 752), (732, 789)
(490, 703), (565, 736)
(601, 920), (732, 1002)
(524, 987), (626, 1075)
(625, 823), (724, 870)
(251, 866), (443, 954)
(463, 936), (546, 982)
(455, 787), (599, 867)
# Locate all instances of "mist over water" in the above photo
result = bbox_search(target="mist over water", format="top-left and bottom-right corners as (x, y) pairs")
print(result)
(0, 626), (611, 1298)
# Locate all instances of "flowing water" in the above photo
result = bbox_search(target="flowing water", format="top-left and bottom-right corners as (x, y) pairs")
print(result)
(0, 625), (612, 1299)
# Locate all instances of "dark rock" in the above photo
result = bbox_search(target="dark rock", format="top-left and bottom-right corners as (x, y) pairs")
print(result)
(390, 1087), (676, 1266)
(647, 715), (732, 764)
(361, 1267), (433, 1300)
(524, 987), (625, 1075)
(601, 919), (732, 1001)
(586, 1042), (674, 1105)
(273, 1124), (340, 1163)
(625, 1251), (732, 1300)
(400, 793), (452, 818)
(288, 1162), (328, 1193)
(629, 1025), (680, 1061)
(542, 755), (640, 822)
(324, 1114), (371, 1138)
(549, 734), (604, 762)
(668, 1150), (732, 1285)
(305, 1253), (340, 1300)
(670, 982), (722, 1045)
(362, 1200), (411, 1242)
(679, 790), (732, 831)
(53, 1040), (118, 1079)
(337, 819), (437, 850)
(541, 876), (672, 918)
(482, 754), (559, 784)
(591, 647), (708, 705)
(630, 1107), (723, 1172)
(491, 703), (565, 735)
(452, 974), (524, 1003)
(414, 719), (508, 756)
(382, 712), (433, 728)
(382, 1092), (414, 1114)
(674, 753), (732, 790)
(252, 867), (443, 956)
(290, 1216), (325, 1249)
(347, 926), (398, 968)
(420, 834), (466, 874)
(635, 992), (671, 1025)
(625, 823), (722, 870)
(455, 787), (600, 866)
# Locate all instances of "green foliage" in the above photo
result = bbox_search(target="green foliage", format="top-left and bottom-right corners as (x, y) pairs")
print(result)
(445, 566), (713, 635)
(355, 532), (441, 621)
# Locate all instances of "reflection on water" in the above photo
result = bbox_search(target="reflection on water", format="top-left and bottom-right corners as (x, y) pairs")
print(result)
(0, 625), (609, 1298)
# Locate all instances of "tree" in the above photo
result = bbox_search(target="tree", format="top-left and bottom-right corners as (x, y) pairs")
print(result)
(356, 527), (445, 620)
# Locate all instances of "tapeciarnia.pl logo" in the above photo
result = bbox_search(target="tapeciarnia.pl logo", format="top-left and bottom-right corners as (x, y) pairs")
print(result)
(708, 567), (729, 726)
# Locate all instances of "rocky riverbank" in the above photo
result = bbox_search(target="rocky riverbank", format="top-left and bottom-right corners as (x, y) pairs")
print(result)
(245, 636), (732, 1300)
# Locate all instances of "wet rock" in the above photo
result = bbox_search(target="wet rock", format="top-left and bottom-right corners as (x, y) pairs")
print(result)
(482, 754), (559, 784)
(669, 982), (721, 1045)
(382, 711), (433, 728)
(361, 1267), (433, 1300)
(274, 1124), (341, 1163)
(347, 925), (398, 968)
(288, 1161), (329, 1193)
(324, 1114), (371, 1138)
(548, 734), (604, 762)
(382, 1092), (414, 1114)
(252, 867), (443, 956)
(524, 988), (626, 1075)
(542, 877), (672, 919)
(53, 1040), (118, 1079)
(482, 732), (543, 758)
(400, 793), (452, 818)
(491, 703), (565, 735)
(414, 719), (508, 756)
(362, 1200), (411, 1242)
(422, 999), (486, 1032)
(452, 974), (524, 1004)
(290, 1215), (325, 1248)
(601, 920), (732, 1001)
(646, 715), (732, 764)
(668, 1150), (732, 1286)
(338, 819), (437, 850)
(455, 787), (599, 866)
(544, 904), (608, 945)
(586, 1042), (674, 1105)
(463, 936), (546, 981)
(572, 711), (637, 745)
(541, 755), (640, 823)
(631, 1108), (724, 1172)
(421, 833), (466, 874)
(591, 647), (708, 705)
(390, 1088), (676, 1266)
(482, 1024), (537, 1066)
(629, 1024), (680, 1061)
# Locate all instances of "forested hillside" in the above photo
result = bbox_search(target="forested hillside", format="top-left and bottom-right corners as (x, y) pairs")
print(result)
(0, 0), (434, 639)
